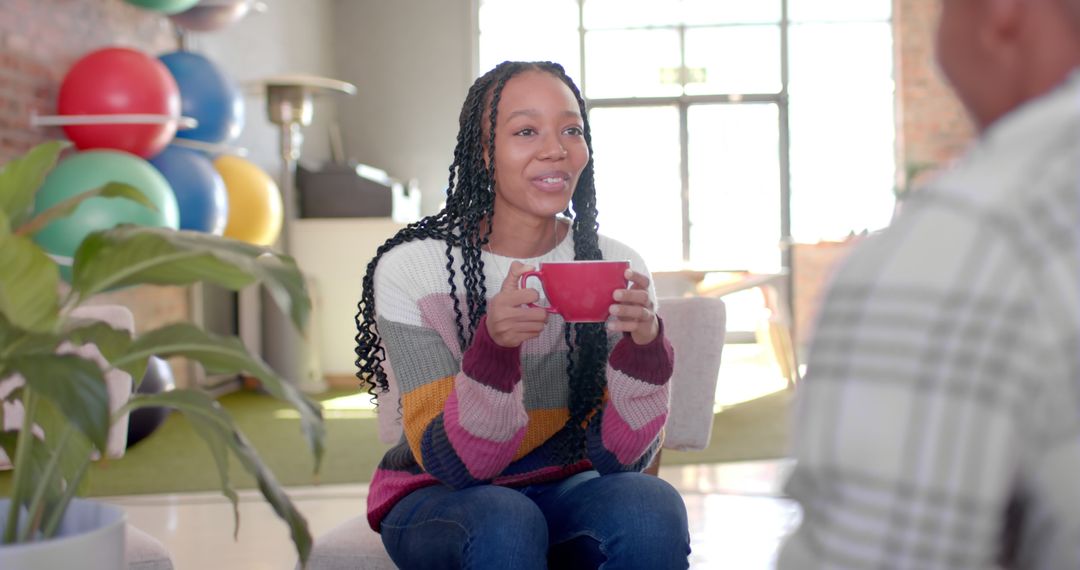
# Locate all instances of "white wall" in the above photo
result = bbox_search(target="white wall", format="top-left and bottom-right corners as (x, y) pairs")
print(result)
(333, 0), (476, 215)
(177, 0), (477, 377)
(176, 0), (341, 375)
(291, 218), (406, 375)
(187, 0), (476, 214)
(190, 0), (340, 176)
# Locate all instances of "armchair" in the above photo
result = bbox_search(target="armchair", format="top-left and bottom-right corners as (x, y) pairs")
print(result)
(301, 296), (726, 569)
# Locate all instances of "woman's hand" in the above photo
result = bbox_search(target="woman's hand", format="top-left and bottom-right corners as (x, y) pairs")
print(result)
(608, 269), (659, 345)
(486, 261), (549, 348)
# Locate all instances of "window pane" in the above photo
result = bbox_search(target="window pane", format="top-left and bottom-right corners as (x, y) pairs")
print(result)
(788, 0), (891, 22)
(788, 22), (895, 241)
(479, 0), (581, 81)
(584, 0), (780, 28)
(681, 0), (780, 25)
(584, 0), (681, 29)
(480, 0), (578, 31)
(584, 29), (682, 98)
(688, 104), (782, 272)
(589, 106), (683, 271)
(685, 26), (781, 95)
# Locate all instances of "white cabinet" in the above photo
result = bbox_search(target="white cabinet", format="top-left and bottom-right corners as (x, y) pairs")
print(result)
(290, 218), (405, 377)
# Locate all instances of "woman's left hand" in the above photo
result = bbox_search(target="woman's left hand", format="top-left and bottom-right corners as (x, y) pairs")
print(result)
(608, 269), (660, 345)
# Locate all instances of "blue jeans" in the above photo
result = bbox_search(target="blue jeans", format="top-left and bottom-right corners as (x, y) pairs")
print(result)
(380, 470), (690, 569)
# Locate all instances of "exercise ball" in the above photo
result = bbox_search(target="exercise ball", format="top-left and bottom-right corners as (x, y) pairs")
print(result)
(159, 51), (244, 144)
(149, 146), (228, 234)
(33, 150), (180, 261)
(123, 0), (199, 14)
(169, 0), (252, 32)
(215, 155), (282, 246)
(58, 47), (181, 158)
(126, 356), (176, 448)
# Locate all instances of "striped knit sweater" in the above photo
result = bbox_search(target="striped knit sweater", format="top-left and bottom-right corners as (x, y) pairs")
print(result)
(365, 228), (675, 531)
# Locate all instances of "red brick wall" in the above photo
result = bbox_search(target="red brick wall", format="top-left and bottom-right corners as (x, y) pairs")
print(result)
(792, 238), (860, 350)
(0, 0), (192, 384)
(894, 0), (975, 177)
(0, 0), (177, 161)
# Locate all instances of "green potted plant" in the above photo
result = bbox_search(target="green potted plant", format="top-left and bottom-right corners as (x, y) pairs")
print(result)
(0, 141), (325, 567)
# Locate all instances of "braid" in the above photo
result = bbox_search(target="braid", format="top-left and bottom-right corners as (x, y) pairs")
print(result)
(552, 66), (609, 464)
(355, 61), (610, 467)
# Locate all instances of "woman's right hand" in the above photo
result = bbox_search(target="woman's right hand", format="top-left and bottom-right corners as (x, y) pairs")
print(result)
(486, 261), (549, 348)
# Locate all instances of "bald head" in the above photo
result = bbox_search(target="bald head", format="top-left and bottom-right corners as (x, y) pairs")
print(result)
(936, 0), (1080, 130)
(1066, 0), (1080, 28)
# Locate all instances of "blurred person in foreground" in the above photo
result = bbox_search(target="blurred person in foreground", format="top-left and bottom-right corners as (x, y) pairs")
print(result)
(778, 0), (1080, 567)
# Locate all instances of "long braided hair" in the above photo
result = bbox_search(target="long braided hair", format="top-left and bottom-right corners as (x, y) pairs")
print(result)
(354, 61), (608, 464)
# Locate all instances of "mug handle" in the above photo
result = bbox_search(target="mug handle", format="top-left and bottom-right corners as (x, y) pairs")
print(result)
(519, 270), (558, 313)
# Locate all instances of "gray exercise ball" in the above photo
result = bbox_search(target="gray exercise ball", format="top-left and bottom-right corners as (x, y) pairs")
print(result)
(126, 356), (176, 448)
(169, 0), (251, 32)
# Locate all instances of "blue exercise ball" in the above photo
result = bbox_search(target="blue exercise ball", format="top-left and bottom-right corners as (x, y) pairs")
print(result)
(126, 356), (176, 448)
(149, 146), (228, 234)
(159, 51), (244, 144)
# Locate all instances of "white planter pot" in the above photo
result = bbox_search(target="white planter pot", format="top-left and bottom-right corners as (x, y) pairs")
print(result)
(0, 498), (126, 570)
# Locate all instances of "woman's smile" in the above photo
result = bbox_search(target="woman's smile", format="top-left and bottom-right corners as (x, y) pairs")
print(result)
(531, 170), (572, 192)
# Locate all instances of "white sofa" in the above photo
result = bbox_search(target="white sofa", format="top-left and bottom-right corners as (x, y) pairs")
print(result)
(300, 296), (727, 570)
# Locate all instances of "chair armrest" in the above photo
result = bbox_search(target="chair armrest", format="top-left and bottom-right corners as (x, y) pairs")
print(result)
(656, 296), (726, 451)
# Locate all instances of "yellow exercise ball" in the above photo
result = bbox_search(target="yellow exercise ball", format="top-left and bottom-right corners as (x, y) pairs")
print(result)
(214, 155), (283, 246)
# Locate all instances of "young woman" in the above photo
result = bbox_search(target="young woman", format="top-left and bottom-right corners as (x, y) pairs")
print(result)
(354, 61), (689, 569)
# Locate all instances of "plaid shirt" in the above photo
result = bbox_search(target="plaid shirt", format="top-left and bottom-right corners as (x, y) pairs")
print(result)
(778, 72), (1080, 569)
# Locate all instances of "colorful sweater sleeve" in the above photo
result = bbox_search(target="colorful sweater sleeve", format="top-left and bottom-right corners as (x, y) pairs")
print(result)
(380, 312), (529, 489)
(419, 317), (531, 488)
(587, 317), (674, 473)
(372, 242), (531, 489)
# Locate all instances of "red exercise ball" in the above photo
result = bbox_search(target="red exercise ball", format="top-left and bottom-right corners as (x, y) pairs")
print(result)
(58, 47), (181, 158)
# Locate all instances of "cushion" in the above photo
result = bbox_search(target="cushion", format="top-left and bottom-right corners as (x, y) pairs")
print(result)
(125, 524), (174, 570)
(301, 515), (396, 570)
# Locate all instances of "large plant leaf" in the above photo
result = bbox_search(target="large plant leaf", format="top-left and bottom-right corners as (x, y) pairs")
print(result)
(5, 354), (109, 453)
(63, 319), (135, 378)
(0, 141), (67, 228)
(123, 391), (314, 564)
(70, 227), (310, 333)
(0, 315), (62, 381)
(31, 396), (94, 497)
(116, 323), (324, 471)
(15, 182), (153, 238)
(0, 231), (60, 333)
(0, 432), (17, 474)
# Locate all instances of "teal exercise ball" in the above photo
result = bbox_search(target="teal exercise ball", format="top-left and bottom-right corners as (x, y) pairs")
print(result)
(124, 0), (200, 14)
(33, 150), (179, 260)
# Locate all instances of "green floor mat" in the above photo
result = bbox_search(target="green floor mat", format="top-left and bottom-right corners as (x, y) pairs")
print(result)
(0, 388), (789, 497)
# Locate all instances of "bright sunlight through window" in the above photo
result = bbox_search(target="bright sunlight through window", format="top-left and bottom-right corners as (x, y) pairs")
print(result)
(479, 0), (896, 273)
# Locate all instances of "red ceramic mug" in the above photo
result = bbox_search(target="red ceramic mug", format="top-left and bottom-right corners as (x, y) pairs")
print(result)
(519, 260), (630, 323)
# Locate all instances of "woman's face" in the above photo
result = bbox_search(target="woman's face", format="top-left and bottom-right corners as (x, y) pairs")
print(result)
(488, 70), (589, 223)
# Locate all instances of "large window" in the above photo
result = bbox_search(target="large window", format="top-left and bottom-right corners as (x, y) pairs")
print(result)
(479, 0), (895, 272)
